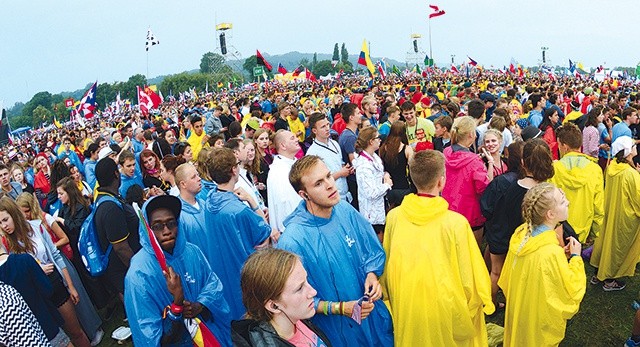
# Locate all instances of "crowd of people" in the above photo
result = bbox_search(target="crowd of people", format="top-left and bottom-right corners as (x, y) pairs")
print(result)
(1, 71), (640, 346)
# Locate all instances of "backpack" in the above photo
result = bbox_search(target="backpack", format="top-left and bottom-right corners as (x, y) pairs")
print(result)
(78, 194), (122, 276)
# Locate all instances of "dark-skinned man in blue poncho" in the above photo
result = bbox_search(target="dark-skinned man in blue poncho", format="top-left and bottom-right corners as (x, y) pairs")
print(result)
(124, 195), (232, 346)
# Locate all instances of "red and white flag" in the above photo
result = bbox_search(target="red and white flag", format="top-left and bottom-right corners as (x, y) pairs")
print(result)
(137, 86), (161, 115)
(75, 81), (97, 118)
(305, 69), (317, 82)
(450, 64), (460, 74)
(429, 4), (446, 18)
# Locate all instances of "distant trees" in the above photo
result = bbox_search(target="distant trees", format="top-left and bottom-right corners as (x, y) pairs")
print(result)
(341, 43), (349, 63)
(332, 44), (340, 62)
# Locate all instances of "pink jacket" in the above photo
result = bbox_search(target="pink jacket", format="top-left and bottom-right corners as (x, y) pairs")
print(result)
(442, 146), (490, 228)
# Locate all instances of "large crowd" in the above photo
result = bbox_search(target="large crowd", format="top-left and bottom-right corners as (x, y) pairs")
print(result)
(1, 71), (640, 347)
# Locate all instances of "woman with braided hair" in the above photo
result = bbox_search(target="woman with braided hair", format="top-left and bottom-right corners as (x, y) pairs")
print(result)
(484, 138), (555, 309)
(498, 183), (586, 346)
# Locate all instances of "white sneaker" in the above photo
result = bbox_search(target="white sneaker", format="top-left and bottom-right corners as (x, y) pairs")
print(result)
(90, 329), (104, 346)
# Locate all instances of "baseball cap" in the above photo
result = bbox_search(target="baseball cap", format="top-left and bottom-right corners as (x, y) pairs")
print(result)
(521, 126), (542, 141)
(144, 195), (182, 221)
(98, 147), (116, 161)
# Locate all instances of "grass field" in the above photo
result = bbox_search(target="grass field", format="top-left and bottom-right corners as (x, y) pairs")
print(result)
(97, 261), (637, 346)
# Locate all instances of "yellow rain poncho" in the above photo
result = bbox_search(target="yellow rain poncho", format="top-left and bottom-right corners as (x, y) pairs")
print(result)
(381, 194), (494, 347)
(590, 160), (640, 280)
(549, 152), (604, 243)
(498, 225), (586, 346)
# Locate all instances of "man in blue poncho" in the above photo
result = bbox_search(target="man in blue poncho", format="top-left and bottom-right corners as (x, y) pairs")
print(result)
(174, 163), (206, 243)
(57, 136), (85, 176)
(277, 155), (394, 347)
(118, 150), (144, 198)
(124, 195), (232, 346)
(202, 147), (278, 320)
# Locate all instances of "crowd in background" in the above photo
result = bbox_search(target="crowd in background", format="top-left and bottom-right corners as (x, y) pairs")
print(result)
(1, 71), (640, 346)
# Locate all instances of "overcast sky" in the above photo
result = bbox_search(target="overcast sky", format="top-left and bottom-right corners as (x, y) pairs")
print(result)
(2, 0), (639, 106)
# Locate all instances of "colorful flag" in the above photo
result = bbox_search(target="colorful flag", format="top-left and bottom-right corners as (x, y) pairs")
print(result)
(75, 81), (97, 118)
(428, 4), (446, 18)
(568, 59), (576, 74)
(509, 58), (517, 74)
(305, 68), (317, 82)
(256, 50), (273, 72)
(64, 98), (74, 109)
(115, 92), (121, 114)
(277, 63), (288, 75)
(414, 64), (422, 74)
(357, 40), (376, 76)
(392, 65), (401, 75)
(424, 54), (434, 67)
(577, 61), (585, 71)
(468, 56), (478, 66)
(134, 205), (167, 271)
(336, 69), (344, 79)
(292, 66), (303, 77)
(146, 28), (159, 51)
(138, 86), (161, 115)
(377, 61), (386, 79)
(217, 81), (224, 88)
(53, 117), (62, 129)
(450, 64), (459, 74)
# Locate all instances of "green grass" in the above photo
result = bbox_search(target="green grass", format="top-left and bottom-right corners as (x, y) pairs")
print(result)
(487, 262), (638, 346)
(98, 263), (637, 346)
(97, 301), (132, 347)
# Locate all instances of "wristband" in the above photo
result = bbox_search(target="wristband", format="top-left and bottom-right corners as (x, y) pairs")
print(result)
(170, 303), (183, 314)
(251, 205), (260, 211)
(569, 253), (579, 260)
(167, 310), (182, 321)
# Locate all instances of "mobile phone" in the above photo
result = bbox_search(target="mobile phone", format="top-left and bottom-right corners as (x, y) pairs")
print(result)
(144, 188), (150, 197)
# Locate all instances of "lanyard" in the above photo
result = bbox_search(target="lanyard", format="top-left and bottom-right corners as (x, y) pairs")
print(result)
(313, 139), (338, 154)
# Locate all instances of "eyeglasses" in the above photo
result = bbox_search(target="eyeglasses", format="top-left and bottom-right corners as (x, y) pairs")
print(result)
(150, 220), (177, 232)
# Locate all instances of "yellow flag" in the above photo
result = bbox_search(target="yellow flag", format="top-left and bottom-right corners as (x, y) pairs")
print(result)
(358, 40), (376, 76)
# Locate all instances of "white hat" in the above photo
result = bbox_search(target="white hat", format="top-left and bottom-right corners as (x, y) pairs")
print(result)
(611, 136), (633, 158)
(98, 147), (116, 161)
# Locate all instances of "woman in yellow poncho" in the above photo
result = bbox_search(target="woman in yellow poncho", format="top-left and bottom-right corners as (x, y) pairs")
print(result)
(590, 136), (640, 290)
(499, 182), (586, 346)
(382, 150), (494, 347)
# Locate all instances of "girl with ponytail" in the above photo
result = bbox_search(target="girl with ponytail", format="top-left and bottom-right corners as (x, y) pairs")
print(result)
(498, 182), (586, 346)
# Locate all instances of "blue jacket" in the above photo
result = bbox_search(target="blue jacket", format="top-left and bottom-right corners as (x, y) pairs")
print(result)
(84, 159), (97, 190)
(132, 139), (145, 154)
(124, 198), (232, 346)
(178, 196), (207, 243)
(119, 172), (144, 198)
(277, 200), (393, 347)
(196, 179), (217, 202)
(201, 190), (271, 320)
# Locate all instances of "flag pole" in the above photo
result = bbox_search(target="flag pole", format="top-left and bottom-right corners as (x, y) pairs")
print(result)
(428, 18), (433, 63)
(146, 51), (149, 80)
